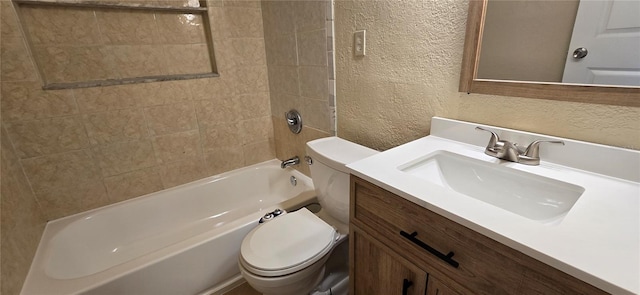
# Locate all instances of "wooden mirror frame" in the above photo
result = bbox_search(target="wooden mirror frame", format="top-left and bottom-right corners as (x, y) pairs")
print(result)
(459, 0), (640, 107)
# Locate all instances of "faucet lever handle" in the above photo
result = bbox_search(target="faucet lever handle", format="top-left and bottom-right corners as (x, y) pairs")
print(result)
(523, 140), (565, 158)
(475, 127), (500, 148)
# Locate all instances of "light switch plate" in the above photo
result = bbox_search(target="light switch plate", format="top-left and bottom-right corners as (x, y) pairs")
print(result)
(354, 30), (366, 57)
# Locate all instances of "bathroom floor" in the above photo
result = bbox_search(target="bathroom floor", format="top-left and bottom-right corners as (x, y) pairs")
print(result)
(223, 283), (260, 295)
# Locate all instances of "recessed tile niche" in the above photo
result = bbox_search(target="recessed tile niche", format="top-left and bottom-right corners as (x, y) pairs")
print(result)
(14, 0), (218, 89)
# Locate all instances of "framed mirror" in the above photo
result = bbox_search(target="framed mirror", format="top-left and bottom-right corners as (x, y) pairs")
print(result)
(459, 0), (640, 107)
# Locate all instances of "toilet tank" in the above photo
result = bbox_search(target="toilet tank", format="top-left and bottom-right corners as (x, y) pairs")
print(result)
(306, 137), (378, 225)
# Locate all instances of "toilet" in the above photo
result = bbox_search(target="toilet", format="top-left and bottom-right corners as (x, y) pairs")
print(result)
(238, 137), (378, 295)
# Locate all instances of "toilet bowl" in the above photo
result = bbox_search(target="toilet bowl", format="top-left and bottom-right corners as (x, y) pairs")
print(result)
(238, 137), (378, 295)
(239, 208), (342, 295)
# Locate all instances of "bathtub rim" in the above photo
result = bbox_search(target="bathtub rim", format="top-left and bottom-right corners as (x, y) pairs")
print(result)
(21, 159), (316, 295)
(51, 159), (310, 225)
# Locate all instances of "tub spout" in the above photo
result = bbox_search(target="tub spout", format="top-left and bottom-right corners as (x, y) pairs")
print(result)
(281, 156), (300, 169)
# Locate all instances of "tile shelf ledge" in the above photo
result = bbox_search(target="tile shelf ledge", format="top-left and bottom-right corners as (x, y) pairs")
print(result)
(42, 72), (220, 90)
(14, 0), (208, 12)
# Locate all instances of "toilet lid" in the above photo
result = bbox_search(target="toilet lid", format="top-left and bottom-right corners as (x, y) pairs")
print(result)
(240, 208), (336, 273)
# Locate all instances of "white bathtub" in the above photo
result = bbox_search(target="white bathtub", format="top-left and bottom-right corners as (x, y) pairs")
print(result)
(21, 159), (315, 295)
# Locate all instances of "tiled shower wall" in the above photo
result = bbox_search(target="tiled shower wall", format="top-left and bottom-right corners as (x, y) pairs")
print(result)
(1, 0), (274, 293)
(262, 0), (335, 176)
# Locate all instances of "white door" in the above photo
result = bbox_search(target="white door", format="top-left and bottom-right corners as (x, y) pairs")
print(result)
(562, 0), (640, 86)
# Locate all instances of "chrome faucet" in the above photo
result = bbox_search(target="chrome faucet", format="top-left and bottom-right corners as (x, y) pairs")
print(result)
(281, 156), (300, 169)
(476, 127), (564, 165)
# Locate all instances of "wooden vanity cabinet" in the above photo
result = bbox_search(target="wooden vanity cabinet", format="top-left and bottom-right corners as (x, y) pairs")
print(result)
(351, 228), (429, 295)
(351, 226), (467, 295)
(349, 175), (608, 295)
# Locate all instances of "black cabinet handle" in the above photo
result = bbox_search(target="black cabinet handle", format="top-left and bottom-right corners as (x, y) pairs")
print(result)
(402, 278), (413, 295)
(400, 231), (460, 268)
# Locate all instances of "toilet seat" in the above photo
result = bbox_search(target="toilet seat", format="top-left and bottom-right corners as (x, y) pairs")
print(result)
(240, 208), (338, 277)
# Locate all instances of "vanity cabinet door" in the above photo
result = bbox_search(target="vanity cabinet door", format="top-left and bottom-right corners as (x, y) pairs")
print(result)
(351, 227), (427, 295)
(427, 276), (463, 295)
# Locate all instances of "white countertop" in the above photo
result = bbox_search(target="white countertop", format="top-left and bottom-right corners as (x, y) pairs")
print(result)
(347, 117), (640, 294)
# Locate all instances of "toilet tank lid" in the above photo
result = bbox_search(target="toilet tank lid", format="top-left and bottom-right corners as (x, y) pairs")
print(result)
(306, 137), (378, 172)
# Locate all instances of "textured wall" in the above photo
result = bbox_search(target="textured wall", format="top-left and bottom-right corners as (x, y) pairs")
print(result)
(1, 0), (273, 293)
(335, 0), (640, 151)
(261, 0), (334, 175)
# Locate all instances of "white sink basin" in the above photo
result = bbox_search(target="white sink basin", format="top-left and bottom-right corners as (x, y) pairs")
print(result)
(398, 151), (585, 224)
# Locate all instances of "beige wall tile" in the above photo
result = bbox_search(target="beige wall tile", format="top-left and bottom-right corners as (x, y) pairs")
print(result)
(217, 38), (267, 70)
(144, 102), (198, 135)
(239, 116), (273, 144)
(96, 9), (159, 45)
(35, 45), (117, 83)
(74, 84), (138, 113)
(1, 2), (22, 38)
(272, 116), (329, 177)
(303, 98), (330, 132)
(195, 96), (240, 128)
(1, 81), (77, 121)
(189, 76), (236, 99)
(21, 6), (101, 45)
(92, 139), (157, 177)
(230, 65), (270, 94)
(267, 65), (299, 96)
(151, 130), (202, 164)
(109, 45), (167, 77)
(207, 7), (225, 40)
(293, 1), (327, 33)
(237, 92), (271, 120)
(155, 0), (201, 7)
(163, 44), (212, 75)
(243, 139), (275, 165)
(223, 0), (261, 8)
(303, 124), (331, 144)
(1, 37), (38, 82)
(104, 167), (163, 203)
(21, 150), (110, 220)
(261, 1), (295, 36)
(206, 0), (224, 8)
(134, 80), (193, 106)
(200, 123), (242, 152)
(5, 116), (90, 159)
(218, 7), (264, 38)
(264, 33), (298, 66)
(158, 157), (209, 188)
(1, 125), (46, 295)
(1, 223), (45, 295)
(204, 146), (245, 175)
(273, 116), (299, 160)
(270, 93), (302, 118)
(298, 29), (328, 66)
(155, 12), (207, 44)
(299, 66), (328, 100)
(1, 126), (44, 231)
(83, 109), (149, 145)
